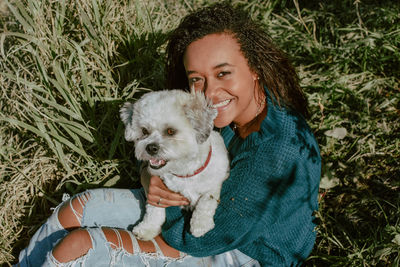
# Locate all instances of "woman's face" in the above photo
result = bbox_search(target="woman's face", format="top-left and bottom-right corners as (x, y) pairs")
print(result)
(183, 33), (261, 128)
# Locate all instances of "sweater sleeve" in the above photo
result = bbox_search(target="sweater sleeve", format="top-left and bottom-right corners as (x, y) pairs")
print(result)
(161, 137), (314, 257)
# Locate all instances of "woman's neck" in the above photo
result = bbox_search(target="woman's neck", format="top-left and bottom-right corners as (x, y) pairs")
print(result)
(232, 103), (267, 138)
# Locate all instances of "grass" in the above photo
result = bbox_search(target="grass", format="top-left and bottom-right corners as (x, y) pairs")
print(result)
(0, 0), (399, 266)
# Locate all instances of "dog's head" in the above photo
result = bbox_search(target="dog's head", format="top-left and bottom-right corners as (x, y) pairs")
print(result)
(120, 90), (217, 172)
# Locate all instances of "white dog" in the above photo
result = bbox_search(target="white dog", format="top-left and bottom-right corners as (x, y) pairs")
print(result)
(120, 90), (229, 241)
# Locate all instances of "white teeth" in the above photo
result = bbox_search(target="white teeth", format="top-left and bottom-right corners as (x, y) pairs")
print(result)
(212, 99), (231, 108)
(150, 159), (165, 166)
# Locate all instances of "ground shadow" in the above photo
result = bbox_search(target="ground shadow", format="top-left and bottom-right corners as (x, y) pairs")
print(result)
(111, 30), (168, 91)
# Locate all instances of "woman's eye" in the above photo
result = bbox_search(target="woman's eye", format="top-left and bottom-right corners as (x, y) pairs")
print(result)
(217, 71), (230, 78)
(189, 77), (201, 84)
(142, 128), (149, 136)
(165, 128), (176, 136)
(188, 77), (204, 91)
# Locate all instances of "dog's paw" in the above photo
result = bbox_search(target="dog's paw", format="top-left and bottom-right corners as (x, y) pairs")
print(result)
(132, 223), (160, 241)
(190, 217), (215, 237)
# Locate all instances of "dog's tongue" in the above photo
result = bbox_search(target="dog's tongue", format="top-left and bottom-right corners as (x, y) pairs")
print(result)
(150, 158), (165, 167)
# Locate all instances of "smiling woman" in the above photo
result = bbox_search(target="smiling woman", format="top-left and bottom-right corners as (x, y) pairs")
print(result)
(15, 2), (320, 267)
(184, 33), (263, 130)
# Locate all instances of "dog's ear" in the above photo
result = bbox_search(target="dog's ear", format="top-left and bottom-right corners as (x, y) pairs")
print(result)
(120, 102), (134, 125)
(184, 91), (217, 144)
(120, 102), (138, 141)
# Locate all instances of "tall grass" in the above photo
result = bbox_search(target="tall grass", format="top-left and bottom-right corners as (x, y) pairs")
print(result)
(1, 0), (399, 266)
(0, 0), (191, 262)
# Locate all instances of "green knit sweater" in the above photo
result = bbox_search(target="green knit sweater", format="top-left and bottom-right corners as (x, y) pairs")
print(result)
(162, 93), (321, 266)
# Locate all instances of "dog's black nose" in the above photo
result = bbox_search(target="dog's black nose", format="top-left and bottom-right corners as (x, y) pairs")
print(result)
(146, 143), (159, 155)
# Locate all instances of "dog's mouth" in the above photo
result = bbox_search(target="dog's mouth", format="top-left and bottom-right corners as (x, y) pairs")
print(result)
(149, 158), (167, 169)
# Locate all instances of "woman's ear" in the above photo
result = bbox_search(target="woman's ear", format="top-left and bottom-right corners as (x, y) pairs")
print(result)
(253, 73), (260, 81)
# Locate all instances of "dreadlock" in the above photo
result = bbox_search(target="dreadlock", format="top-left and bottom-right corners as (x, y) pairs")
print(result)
(165, 2), (309, 118)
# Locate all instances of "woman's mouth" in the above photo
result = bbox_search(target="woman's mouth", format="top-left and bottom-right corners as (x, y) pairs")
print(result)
(212, 99), (231, 109)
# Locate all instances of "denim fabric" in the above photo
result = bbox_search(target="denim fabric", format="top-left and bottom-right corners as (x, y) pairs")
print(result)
(17, 188), (259, 267)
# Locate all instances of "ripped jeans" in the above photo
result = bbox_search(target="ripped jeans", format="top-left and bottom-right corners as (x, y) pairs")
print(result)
(16, 188), (259, 266)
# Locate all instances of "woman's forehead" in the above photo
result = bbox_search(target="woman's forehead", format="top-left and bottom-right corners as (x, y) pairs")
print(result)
(183, 33), (245, 71)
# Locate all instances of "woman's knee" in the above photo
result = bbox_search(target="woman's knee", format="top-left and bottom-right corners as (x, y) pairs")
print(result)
(102, 228), (134, 253)
(58, 191), (92, 230)
(52, 228), (92, 263)
(101, 228), (180, 258)
(102, 227), (157, 255)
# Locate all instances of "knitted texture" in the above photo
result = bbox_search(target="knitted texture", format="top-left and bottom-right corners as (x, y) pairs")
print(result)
(162, 93), (321, 266)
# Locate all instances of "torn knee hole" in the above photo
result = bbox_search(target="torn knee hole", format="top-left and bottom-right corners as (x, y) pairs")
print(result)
(102, 228), (134, 254)
(58, 191), (91, 230)
(101, 228), (181, 259)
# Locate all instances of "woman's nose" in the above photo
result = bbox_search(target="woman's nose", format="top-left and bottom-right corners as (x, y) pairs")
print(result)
(203, 79), (218, 99)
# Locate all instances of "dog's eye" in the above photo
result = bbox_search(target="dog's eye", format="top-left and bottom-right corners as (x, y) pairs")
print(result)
(165, 128), (176, 136)
(142, 128), (149, 136)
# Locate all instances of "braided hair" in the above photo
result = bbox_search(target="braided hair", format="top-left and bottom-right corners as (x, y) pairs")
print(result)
(165, 2), (309, 118)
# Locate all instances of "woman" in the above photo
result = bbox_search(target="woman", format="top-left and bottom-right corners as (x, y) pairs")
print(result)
(16, 3), (320, 266)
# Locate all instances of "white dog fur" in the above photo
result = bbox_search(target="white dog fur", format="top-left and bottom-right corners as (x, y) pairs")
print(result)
(120, 90), (229, 240)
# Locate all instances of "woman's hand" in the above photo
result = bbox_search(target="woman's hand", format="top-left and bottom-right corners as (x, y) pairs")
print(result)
(147, 176), (190, 207)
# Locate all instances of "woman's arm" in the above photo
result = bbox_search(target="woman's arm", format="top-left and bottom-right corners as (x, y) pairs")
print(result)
(161, 139), (320, 258)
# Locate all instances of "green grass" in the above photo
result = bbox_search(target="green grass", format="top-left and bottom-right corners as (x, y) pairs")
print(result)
(1, 0), (399, 266)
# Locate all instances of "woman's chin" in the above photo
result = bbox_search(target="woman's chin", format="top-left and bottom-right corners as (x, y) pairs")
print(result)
(213, 117), (232, 129)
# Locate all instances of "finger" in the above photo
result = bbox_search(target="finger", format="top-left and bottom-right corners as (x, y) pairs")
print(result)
(148, 176), (189, 202)
(147, 176), (189, 207)
(147, 198), (189, 208)
(148, 176), (171, 193)
(148, 186), (188, 202)
(147, 193), (189, 207)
